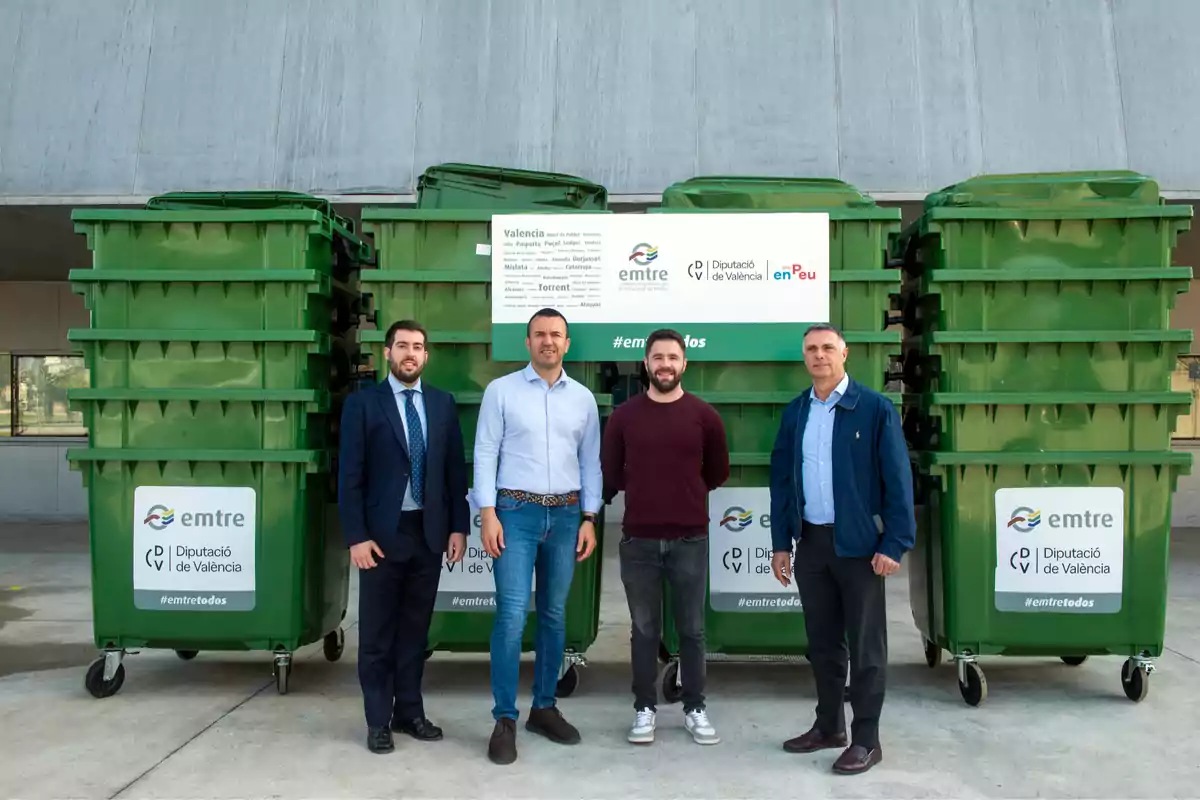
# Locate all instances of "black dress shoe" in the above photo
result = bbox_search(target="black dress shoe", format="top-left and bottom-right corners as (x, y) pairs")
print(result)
(392, 716), (443, 741)
(367, 726), (395, 754)
(833, 744), (882, 774)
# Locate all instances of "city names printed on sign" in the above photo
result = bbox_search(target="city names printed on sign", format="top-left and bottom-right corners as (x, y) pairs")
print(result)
(132, 486), (257, 611)
(994, 487), (1125, 614)
(490, 213), (830, 362)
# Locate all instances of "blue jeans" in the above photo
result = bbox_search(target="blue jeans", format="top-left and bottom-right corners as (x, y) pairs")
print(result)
(490, 495), (579, 720)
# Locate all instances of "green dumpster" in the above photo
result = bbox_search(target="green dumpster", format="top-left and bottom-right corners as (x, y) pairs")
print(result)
(417, 162), (608, 210)
(899, 170), (1194, 705)
(649, 176), (903, 701)
(68, 193), (366, 698)
(358, 165), (612, 695)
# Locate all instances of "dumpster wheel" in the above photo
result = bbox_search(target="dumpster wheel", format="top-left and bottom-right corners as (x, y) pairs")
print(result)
(923, 638), (942, 668)
(323, 628), (345, 662)
(273, 654), (292, 695)
(660, 661), (683, 705)
(1121, 658), (1151, 702)
(958, 661), (987, 707)
(556, 665), (580, 698)
(175, 650), (198, 661)
(85, 655), (125, 699)
(1060, 655), (1087, 666)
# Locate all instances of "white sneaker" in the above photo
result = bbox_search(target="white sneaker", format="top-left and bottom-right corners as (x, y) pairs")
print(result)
(684, 708), (720, 745)
(628, 707), (656, 744)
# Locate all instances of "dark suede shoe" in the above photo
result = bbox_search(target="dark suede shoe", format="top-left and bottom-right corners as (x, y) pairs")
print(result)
(392, 717), (443, 741)
(488, 719), (517, 765)
(525, 706), (581, 745)
(367, 726), (394, 754)
(782, 726), (849, 754)
(833, 744), (883, 775)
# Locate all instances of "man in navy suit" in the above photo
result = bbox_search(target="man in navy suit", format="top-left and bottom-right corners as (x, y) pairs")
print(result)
(338, 319), (470, 754)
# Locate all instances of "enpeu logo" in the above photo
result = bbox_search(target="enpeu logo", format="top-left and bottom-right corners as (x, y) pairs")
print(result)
(143, 503), (246, 530)
(1007, 505), (1114, 533)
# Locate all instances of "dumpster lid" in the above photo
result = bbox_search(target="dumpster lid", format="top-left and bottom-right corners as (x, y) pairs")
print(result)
(921, 170), (1192, 218)
(417, 162), (608, 209)
(659, 175), (899, 218)
(145, 190), (337, 215)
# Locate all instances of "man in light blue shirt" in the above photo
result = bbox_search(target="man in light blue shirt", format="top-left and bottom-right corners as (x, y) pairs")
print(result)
(800, 372), (848, 526)
(473, 307), (601, 766)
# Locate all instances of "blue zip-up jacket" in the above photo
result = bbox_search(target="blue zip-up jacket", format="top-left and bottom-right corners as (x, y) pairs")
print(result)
(768, 376), (915, 561)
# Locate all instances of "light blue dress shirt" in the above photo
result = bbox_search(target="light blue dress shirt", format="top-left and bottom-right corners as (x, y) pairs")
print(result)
(472, 363), (602, 514)
(801, 372), (849, 525)
(388, 373), (427, 511)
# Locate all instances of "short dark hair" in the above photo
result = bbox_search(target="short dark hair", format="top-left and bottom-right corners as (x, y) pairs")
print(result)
(803, 322), (845, 344)
(527, 308), (569, 337)
(645, 328), (686, 357)
(385, 319), (427, 348)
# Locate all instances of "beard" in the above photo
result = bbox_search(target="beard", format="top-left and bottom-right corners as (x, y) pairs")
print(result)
(389, 358), (423, 383)
(649, 369), (681, 393)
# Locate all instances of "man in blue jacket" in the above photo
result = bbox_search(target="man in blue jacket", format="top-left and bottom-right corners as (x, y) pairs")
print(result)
(768, 323), (914, 776)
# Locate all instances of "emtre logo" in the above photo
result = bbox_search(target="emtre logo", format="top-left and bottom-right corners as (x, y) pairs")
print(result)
(628, 243), (659, 266)
(719, 506), (753, 532)
(1007, 506), (1041, 533)
(1007, 505), (1115, 532)
(143, 505), (247, 529)
(143, 505), (175, 531)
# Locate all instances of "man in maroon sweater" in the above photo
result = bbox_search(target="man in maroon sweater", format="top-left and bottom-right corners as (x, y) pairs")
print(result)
(601, 329), (730, 746)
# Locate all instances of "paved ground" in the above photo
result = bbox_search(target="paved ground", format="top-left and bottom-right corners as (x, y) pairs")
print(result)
(1, 521), (1199, 799)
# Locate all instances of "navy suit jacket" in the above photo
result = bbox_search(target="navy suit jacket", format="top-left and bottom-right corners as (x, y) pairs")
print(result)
(337, 379), (470, 557)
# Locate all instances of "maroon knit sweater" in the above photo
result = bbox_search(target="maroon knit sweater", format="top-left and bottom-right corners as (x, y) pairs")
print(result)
(601, 391), (730, 538)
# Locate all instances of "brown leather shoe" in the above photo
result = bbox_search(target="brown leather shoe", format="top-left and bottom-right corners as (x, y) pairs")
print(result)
(488, 719), (517, 765)
(782, 726), (848, 754)
(525, 706), (581, 745)
(832, 744), (882, 774)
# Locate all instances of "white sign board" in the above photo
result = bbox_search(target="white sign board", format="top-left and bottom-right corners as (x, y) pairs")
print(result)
(708, 487), (801, 612)
(436, 495), (536, 612)
(994, 487), (1124, 613)
(133, 486), (256, 611)
(490, 212), (830, 361)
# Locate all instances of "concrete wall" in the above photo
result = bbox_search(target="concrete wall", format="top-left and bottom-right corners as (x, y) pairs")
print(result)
(0, 282), (89, 520)
(4, 0), (1200, 201)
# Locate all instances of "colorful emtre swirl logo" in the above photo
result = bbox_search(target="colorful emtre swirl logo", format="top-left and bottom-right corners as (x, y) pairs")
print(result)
(143, 505), (176, 531)
(719, 506), (753, 532)
(1007, 506), (1041, 533)
(629, 243), (659, 266)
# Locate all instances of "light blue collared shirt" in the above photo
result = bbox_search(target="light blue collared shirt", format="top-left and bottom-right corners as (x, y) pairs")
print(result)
(388, 373), (427, 511)
(472, 363), (602, 513)
(801, 372), (849, 525)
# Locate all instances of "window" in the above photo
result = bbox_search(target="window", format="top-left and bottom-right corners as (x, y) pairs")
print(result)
(0, 354), (88, 437)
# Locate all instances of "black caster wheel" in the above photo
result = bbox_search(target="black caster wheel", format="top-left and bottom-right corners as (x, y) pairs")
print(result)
(323, 628), (345, 662)
(423, 649), (433, 661)
(660, 662), (682, 704)
(175, 649), (198, 661)
(924, 638), (942, 668)
(555, 665), (580, 698)
(1060, 655), (1088, 666)
(85, 657), (125, 699)
(958, 662), (987, 706)
(1121, 658), (1150, 702)
(274, 661), (292, 695)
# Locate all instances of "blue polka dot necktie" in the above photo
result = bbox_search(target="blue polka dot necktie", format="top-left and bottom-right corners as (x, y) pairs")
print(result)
(403, 390), (425, 506)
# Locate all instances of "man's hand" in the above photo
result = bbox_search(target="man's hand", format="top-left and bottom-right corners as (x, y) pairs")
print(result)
(481, 512), (505, 559)
(771, 551), (792, 588)
(446, 532), (466, 564)
(872, 552), (900, 577)
(576, 520), (597, 562)
(350, 540), (384, 570)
